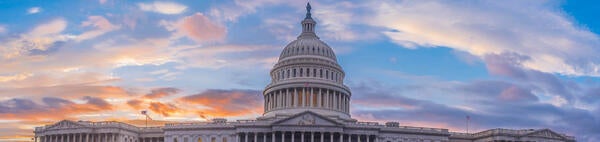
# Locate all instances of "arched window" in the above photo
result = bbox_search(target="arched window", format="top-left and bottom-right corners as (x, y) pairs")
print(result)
(198, 138), (203, 142)
(287, 69), (290, 78)
(313, 69), (317, 77)
(320, 69), (323, 78)
(300, 68), (303, 77)
(326, 70), (329, 79)
(293, 69), (297, 77)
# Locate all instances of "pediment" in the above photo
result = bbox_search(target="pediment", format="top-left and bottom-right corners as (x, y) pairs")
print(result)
(46, 120), (86, 130)
(272, 111), (342, 126)
(523, 129), (566, 139)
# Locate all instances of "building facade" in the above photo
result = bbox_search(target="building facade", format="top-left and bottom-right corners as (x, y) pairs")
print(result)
(34, 3), (576, 142)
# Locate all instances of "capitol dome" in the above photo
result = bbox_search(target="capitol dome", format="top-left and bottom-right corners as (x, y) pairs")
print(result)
(279, 37), (337, 61)
(263, 3), (352, 120)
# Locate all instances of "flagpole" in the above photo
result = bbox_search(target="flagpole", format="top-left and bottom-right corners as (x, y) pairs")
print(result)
(466, 115), (470, 134)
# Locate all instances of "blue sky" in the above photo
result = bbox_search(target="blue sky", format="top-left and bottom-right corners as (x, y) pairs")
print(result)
(0, 0), (600, 141)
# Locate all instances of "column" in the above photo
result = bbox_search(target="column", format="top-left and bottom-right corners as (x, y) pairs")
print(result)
(311, 132), (314, 142)
(283, 132), (286, 142)
(263, 133), (267, 142)
(271, 132), (275, 142)
(281, 90), (285, 108)
(245, 133), (248, 142)
(310, 88), (314, 107)
(320, 133), (323, 142)
(237, 133), (241, 142)
(358, 135), (361, 142)
(294, 88), (298, 107)
(329, 133), (333, 142)
(255, 133), (258, 142)
(60, 134), (63, 142)
(302, 87), (306, 107)
(338, 134), (342, 142)
(86, 134), (90, 142)
(286, 89), (291, 107)
(273, 92), (281, 108)
(301, 132), (304, 142)
(324, 90), (329, 109)
(366, 135), (369, 142)
(112, 134), (116, 142)
(317, 88), (322, 107)
(328, 90), (332, 109)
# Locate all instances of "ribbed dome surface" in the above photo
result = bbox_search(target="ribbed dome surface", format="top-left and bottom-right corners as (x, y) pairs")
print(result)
(279, 38), (337, 61)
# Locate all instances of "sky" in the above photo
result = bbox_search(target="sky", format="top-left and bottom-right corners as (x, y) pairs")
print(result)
(0, 0), (599, 141)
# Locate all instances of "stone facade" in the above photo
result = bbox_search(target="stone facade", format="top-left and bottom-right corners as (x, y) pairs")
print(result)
(34, 3), (575, 142)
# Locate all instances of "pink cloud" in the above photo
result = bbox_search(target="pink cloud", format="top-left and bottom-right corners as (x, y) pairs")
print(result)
(179, 13), (226, 43)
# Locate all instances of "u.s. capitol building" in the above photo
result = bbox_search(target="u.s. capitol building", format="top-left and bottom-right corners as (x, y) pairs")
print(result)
(34, 3), (576, 142)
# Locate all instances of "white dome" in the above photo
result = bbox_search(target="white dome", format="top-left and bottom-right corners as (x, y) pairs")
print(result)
(279, 38), (337, 61)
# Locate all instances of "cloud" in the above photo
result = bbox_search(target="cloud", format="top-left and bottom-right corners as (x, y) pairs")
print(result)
(0, 25), (5, 33)
(0, 96), (113, 121)
(0, 84), (131, 100)
(27, 7), (41, 14)
(364, 0), (600, 76)
(209, 0), (291, 22)
(137, 1), (187, 15)
(178, 89), (262, 118)
(177, 44), (278, 69)
(148, 102), (180, 117)
(349, 79), (600, 141)
(482, 53), (577, 105)
(161, 13), (227, 43)
(77, 16), (120, 41)
(144, 87), (179, 99)
(0, 18), (70, 59)
(29, 19), (67, 37)
(127, 99), (144, 110)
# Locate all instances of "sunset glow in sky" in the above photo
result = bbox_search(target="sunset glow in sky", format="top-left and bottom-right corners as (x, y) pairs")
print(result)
(1, 0), (600, 141)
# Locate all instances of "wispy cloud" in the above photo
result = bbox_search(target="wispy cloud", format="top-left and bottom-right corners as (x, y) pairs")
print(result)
(137, 1), (187, 15)
(27, 7), (41, 14)
(364, 0), (600, 76)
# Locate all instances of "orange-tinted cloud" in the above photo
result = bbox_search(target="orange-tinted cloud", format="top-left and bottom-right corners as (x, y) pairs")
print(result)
(178, 13), (226, 42)
(148, 102), (180, 117)
(144, 87), (179, 99)
(127, 99), (144, 110)
(178, 89), (262, 118)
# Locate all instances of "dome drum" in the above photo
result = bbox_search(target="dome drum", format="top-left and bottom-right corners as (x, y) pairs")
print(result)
(263, 86), (351, 118)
